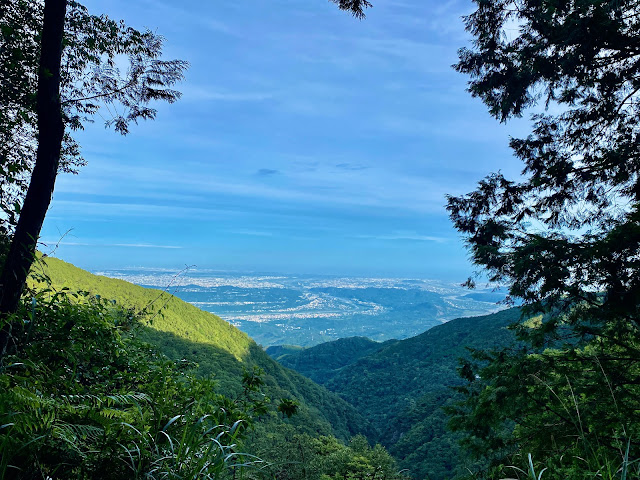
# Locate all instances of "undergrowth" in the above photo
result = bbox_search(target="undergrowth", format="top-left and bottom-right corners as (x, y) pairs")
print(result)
(0, 272), (264, 479)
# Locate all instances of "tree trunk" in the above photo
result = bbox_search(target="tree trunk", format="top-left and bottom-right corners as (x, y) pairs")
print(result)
(0, 0), (67, 354)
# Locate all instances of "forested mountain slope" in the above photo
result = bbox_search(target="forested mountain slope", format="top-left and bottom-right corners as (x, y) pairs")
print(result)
(275, 308), (522, 479)
(32, 256), (373, 441)
(267, 336), (398, 384)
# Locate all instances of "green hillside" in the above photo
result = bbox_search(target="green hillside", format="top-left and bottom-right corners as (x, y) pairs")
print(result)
(32, 256), (373, 442)
(265, 344), (306, 361)
(269, 336), (398, 384)
(275, 308), (522, 480)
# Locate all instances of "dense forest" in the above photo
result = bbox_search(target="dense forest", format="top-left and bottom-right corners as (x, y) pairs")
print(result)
(3, 0), (640, 479)
(271, 309), (521, 479)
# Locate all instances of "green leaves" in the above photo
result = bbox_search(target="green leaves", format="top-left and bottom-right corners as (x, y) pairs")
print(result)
(277, 398), (300, 419)
(0, 289), (255, 479)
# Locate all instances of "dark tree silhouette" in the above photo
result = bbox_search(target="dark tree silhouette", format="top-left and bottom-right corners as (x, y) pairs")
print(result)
(0, 0), (67, 352)
(446, 0), (640, 475)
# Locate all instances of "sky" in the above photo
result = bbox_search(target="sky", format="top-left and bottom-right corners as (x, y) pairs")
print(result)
(40, 0), (527, 280)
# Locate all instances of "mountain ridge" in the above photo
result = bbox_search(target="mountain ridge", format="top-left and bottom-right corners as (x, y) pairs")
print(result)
(32, 255), (373, 441)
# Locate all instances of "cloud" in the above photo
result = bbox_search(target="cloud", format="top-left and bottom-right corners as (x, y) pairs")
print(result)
(41, 240), (182, 249)
(180, 86), (275, 103)
(256, 168), (280, 176)
(354, 232), (448, 243)
(139, 0), (240, 36)
(227, 229), (274, 237)
(335, 163), (369, 171)
(52, 160), (452, 217)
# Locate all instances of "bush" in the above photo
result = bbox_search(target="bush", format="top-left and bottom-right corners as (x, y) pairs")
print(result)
(0, 289), (257, 479)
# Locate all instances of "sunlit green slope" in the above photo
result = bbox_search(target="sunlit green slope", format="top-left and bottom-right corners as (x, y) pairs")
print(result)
(35, 256), (250, 359)
(32, 256), (372, 441)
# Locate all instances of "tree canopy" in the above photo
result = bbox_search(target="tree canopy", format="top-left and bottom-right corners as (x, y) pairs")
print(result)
(449, 0), (640, 311)
(447, 0), (640, 476)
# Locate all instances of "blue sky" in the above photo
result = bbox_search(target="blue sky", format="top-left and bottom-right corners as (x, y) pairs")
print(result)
(41, 0), (526, 279)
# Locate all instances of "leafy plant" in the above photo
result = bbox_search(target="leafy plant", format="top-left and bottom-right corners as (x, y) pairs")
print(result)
(0, 286), (258, 479)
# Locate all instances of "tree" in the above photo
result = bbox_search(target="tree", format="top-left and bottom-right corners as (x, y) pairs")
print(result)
(0, 0), (69, 351)
(0, 0), (188, 354)
(277, 398), (300, 419)
(446, 0), (640, 476)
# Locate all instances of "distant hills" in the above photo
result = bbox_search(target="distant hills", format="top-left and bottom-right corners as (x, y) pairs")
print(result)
(270, 308), (521, 480)
(97, 267), (507, 347)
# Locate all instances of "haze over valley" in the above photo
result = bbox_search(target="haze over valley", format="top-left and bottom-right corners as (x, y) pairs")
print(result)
(97, 268), (507, 346)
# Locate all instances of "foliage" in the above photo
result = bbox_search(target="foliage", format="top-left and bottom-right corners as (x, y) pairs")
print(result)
(277, 398), (300, 419)
(445, 0), (640, 478)
(0, 287), (257, 479)
(447, 338), (640, 479)
(244, 428), (406, 480)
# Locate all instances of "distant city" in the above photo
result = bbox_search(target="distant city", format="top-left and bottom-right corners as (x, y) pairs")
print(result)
(96, 268), (508, 347)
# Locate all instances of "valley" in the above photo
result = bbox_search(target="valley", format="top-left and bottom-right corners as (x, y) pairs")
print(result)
(29, 256), (521, 480)
(96, 267), (507, 346)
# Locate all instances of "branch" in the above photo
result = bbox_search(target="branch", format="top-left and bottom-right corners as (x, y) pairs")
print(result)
(61, 77), (137, 105)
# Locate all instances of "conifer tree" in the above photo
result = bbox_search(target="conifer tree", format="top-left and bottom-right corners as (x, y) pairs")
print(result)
(447, 0), (640, 475)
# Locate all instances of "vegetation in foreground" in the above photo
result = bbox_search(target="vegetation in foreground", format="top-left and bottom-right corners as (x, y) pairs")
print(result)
(0, 257), (405, 479)
(0, 282), (254, 479)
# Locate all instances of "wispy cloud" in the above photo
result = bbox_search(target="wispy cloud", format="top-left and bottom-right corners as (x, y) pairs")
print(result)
(180, 85), (275, 103)
(226, 229), (275, 237)
(256, 168), (280, 176)
(335, 163), (369, 171)
(138, 0), (240, 36)
(354, 232), (448, 243)
(41, 241), (183, 249)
